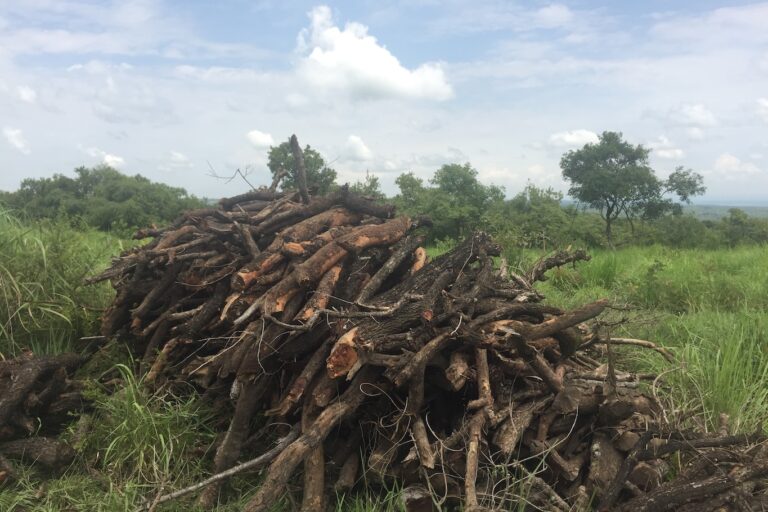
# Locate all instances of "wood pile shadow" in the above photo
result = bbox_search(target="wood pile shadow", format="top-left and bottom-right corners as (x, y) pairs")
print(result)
(2, 136), (766, 511)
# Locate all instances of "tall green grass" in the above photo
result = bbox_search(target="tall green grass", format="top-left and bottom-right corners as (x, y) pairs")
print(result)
(534, 245), (768, 433)
(0, 361), (219, 511)
(0, 209), (127, 356)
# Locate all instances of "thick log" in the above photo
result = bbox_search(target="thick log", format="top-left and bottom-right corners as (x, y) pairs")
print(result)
(588, 433), (624, 495)
(525, 249), (590, 284)
(618, 459), (768, 512)
(293, 243), (349, 289)
(492, 400), (546, 456)
(198, 379), (269, 508)
(268, 340), (333, 417)
(218, 189), (281, 210)
(234, 252), (286, 290)
(289, 135), (310, 204)
(279, 208), (360, 244)
(334, 451), (360, 492)
(131, 262), (180, 327)
(296, 264), (343, 323)
(445, 351), (471, 391)
(410, 247), (427, 275)
(0, 437), (75, 471)
(300, 382), (325, 512)
(242, 369), (377, 512)
(0, 353), (84, 438)
(340, 191), (396, 219)
(356, 234), (425, 305)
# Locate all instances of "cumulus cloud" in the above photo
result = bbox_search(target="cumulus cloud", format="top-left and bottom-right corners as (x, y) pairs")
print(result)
(104, 153), (125, 167)
(667, 103), (717, 127)
(246, 129), (275, 148)
(3, 127), (30, 154)
(648, 136), (684, 159)
(170, 151), (189, 163)
(16, 85), (36, 103)
(534, 4), (573, 28)
(85, 146), (125, 168)
(651, 4), (768, 47)
(713, 153), (760, 175)
(158, 150), (192, 172)
(757, 98), (768, 123)
(548, 129), (599, 147)
(342, 135), (373, 161)
(297, 6), (453, 101)
(174, 65), (267, 83)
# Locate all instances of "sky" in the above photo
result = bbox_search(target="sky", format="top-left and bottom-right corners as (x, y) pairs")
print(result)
(1, 1), (767, 203)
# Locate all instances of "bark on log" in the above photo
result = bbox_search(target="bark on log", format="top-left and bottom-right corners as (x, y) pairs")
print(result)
(242, 369), (377, 512)
(289, 135), (310, 205)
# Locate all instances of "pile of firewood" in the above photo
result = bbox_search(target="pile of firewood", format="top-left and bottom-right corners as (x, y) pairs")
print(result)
(86, 137), (767, 511)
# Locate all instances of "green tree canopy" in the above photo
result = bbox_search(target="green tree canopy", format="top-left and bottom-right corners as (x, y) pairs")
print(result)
(560, 131), (705, 244)
(267, 140), (337, 195)
(350, 171), (385, 201)
(486, 184), (570, 249)
(0, 166), (204, 232)
(395, 163), (504, 240)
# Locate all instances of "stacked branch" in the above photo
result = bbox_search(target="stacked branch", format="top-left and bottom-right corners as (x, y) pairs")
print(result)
(0, 352), (85, 483)
(89, 138), (767, 511)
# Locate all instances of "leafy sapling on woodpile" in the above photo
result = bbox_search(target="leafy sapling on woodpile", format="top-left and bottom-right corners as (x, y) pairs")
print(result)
(86, 136), (767, 511)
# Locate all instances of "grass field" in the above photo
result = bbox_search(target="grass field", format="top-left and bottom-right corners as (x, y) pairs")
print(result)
(0, 209), (129, 357)
(529, 246), (768, 434)
(1, 215), (766, 510)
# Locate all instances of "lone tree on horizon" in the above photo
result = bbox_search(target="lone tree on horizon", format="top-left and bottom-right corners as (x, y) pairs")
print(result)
(560, 131), (705, 245)
(267, 139), (337, 195)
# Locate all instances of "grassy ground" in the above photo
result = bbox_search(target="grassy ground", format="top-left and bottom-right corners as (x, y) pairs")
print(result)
(0, 209), (128, 357)
(1, 218), (766, 510)
(509, 245), (768, 433)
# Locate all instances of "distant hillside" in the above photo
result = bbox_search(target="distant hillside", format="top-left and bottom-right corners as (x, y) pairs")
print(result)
(560, 199), (768, 221)
(684, 204), (768, 221)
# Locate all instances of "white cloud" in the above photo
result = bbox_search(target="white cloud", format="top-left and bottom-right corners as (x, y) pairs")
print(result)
(16, 85), (37, 103)
(757, 98), (768, 123)
(246, 129), (274, 148)
(84, 146), (125, 168)
(103, 153), (125, 167)
(425, 1), (581, 35)
(648, 136), (684, 159)
(297, 6), (453, 101)
(3, 127), (30, 154)
(686, 127), (705, 140)
(548, 129), (599, 147)
(713, 153), (760, 175)
(655, 148), (684, 159)
(170, 151), (188, 163)
(667, 103), (717, 127)
(158, 150), (192, 172)
(534, 4), (573, 28)
(67, 60), (133, 74)
(174, 65), (268, 83)
(651, 4), (768, 47)
(342, 135), (373, 161)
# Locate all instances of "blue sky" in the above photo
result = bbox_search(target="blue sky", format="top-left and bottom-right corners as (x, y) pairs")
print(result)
(1, 1), (767, 202)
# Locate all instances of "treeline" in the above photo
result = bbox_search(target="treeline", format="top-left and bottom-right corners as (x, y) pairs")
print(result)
(388, 165), (768, 249)
(2, 134), (767, 249)
(0, 166), (205, 232)
(265, 136), (768, 249)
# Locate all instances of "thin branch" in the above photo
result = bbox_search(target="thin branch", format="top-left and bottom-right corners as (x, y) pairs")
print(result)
(140, 424), (299, 510)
